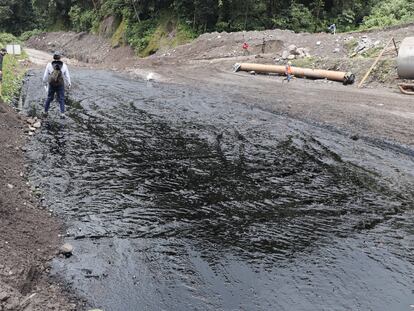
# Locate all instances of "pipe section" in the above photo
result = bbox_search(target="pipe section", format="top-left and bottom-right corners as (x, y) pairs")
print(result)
(234, 63), (355, 85)
(397, 37), (414, 79)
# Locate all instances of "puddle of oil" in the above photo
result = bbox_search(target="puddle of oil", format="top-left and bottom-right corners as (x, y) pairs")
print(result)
(22, 69), (414, 311)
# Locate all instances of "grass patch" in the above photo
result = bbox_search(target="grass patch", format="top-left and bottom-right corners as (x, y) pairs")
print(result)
(111, 19), (126, 47)
(292, 57), (318, 68)
(344, 38), (358, 54)
(360, 46), (384, 58)
(1, 52), (28, 104)
(19, 29), (43, 41)
(370, 59), (397, 83)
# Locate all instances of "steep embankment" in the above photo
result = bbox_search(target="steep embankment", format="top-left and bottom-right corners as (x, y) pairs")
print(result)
(27, 31), (135, 66)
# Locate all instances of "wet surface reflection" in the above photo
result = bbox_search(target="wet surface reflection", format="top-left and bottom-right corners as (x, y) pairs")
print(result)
(23, 70), (414, 310)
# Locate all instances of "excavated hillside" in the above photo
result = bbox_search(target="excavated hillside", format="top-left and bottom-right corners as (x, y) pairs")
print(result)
(26, 23), (414, 88)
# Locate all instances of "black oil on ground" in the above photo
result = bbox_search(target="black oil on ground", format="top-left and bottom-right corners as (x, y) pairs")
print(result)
(22, 70), (414, 311)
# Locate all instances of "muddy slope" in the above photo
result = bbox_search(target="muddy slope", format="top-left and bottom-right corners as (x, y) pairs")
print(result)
(0, 101), (80, 311)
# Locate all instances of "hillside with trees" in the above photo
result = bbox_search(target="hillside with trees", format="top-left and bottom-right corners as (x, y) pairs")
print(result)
(0, 0), (414, 55)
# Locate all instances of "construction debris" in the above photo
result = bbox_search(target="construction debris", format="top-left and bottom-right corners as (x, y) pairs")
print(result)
(281, 45), (311, 60)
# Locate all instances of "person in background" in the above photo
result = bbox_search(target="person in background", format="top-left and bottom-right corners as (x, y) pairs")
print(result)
(0, 48), (7, 96)
(285, 61), (293, 82)
(42, 51), (71, 119)
(242, 41), (250, 56)
(261, 37), (266, 54)
(328, 23), (336, 35)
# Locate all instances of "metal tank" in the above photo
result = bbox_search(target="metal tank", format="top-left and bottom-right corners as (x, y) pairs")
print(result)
(398, 37), (414, 79)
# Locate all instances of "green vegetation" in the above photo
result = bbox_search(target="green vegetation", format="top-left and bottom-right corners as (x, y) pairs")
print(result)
(0, 0), (414, 55)
(128, 13), (196, 57)
(344, 38), (358, 54)
(0, 33), (20, 47)
(19, 29), (42, 41)
(111, 19), (127, 47)
(1, 53), (27, 104)
(361, 0), (414, 29)
(292, 57), (318, 68)
(370, 59), (397, 83)
(0, 33), (26, 103)
(68, 5), (98, 33)
(3, 0), (414, 35)
(360, 46), (383, 58)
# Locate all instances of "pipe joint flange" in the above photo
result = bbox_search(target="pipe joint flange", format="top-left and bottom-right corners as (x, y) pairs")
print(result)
(343, 72), (355, 85)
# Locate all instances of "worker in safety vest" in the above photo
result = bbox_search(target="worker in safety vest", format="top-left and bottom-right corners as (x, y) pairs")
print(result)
(285, 61), (293, 82)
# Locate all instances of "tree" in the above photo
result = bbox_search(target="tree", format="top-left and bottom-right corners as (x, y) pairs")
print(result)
(0, 0), (36, 34)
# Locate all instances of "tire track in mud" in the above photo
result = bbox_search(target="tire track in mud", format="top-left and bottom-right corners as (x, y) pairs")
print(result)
(22, 69), (414, 311)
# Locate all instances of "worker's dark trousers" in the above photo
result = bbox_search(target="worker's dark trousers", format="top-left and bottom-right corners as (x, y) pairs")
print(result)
(45, 84), (65, 113)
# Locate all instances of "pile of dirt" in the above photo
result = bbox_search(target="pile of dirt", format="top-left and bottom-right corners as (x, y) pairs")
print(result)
(164, 24), (414, 60)
(0, 101), (81, 310)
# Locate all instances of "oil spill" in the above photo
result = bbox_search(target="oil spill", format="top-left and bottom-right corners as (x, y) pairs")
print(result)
(22, 69), (414, 311)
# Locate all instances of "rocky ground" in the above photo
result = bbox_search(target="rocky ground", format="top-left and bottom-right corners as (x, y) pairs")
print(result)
(0, 102), (82, 310)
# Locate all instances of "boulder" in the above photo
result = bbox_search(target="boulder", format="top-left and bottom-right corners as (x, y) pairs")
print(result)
(0, 291), (10, 302)
(287, 54), (295, 60)
(281, 50), (289, 59)
(296, 48), (306, 58)
(59, 243), (74, 257)
(288, 44), (297, 54)
(3, 297), (19, 310)
(26, 118), (36, 125)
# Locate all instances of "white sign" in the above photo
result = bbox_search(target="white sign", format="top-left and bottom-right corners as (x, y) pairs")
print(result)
(6, 44), (21, 55)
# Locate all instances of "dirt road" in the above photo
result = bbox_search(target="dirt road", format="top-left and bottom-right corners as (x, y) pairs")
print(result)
(167, 61), (414, 147)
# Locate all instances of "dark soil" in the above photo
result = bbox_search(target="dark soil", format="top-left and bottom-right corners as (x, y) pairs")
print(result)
(0, 101), (81, 310)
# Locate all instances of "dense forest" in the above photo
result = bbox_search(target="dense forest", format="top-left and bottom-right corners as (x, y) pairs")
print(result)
(0, 0), (413, 53)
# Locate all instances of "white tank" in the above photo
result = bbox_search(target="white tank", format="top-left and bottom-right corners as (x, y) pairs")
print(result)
(398, 37), (414, 79)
